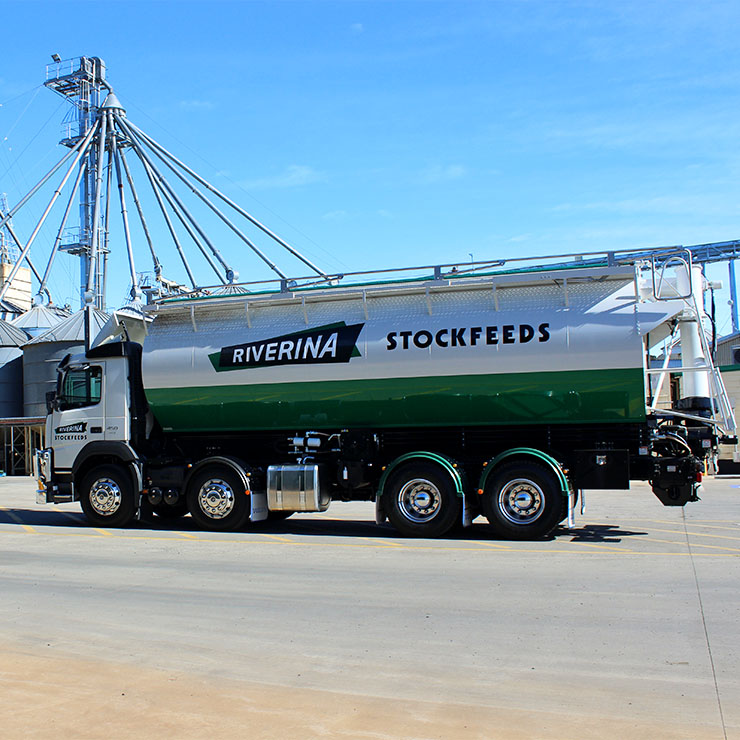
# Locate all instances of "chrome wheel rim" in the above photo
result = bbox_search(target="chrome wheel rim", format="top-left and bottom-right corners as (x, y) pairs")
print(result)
(197, 478), (235, 520)
(498, 478), (544, 524)
(397, 478), (441, 523)
(89, 477), (122, 516)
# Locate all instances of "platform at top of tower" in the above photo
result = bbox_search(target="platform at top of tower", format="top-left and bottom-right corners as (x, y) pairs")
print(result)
(44, 57), (106, 98)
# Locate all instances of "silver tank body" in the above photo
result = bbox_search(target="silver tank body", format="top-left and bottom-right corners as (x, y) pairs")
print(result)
(141, 267), (687, 433)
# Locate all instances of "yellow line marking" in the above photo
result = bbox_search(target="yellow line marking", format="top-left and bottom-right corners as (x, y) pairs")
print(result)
(259, 533), (295, 543)
(52, 506), (84, 523)
(359, 536), (405, 547)
(646, 536), (740, 553)
(175, 531), (198, 539)
(92, 528), (113, 537)
(0, 508), (37, 533)
(477, 541), (517, 550)
(0, 525), (739, 556)
(683, 522), (740, 531)
(648, 519), (740, 528)
(646, 526), (740, 543)
(569, 542), (630, 553)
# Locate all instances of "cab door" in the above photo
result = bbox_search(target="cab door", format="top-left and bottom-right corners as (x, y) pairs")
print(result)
(50, 362), (106, 472)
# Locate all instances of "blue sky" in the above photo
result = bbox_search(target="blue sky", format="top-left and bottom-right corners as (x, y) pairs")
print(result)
(1, 1), (740, 329)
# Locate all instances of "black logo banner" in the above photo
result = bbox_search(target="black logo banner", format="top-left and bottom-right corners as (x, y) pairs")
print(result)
(209, 322), (363, 372)
(54, 422), (87, 435)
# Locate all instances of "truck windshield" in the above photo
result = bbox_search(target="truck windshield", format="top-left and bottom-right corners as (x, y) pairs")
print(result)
(58, 366), (102, 410)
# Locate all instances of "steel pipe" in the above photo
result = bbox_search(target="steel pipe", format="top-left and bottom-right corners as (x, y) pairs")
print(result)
(0, 119), (100, 302)
(129, 120), (327, 278)
(114, 114), (234, 280)
(131, 124), (288, 280)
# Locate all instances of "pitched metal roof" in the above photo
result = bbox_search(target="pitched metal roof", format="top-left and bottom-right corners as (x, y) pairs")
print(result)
(0, 298), (24, 315)
(0, 319), (29, 347)
(11, 304), (70, 331)
(24, 308), (110, 345)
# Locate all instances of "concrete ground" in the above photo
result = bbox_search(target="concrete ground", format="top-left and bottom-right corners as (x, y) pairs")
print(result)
(0, 475), (738, 739)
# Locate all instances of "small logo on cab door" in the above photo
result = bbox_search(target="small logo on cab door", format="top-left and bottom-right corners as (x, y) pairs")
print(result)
(55, 422), (87, 435)
(54, 422), (87, 441)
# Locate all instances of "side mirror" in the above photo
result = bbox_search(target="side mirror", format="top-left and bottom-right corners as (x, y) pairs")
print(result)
(46, 391), (57, 414)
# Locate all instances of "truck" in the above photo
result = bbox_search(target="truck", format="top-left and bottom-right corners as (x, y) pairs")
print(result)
(34, 249), (737, 539)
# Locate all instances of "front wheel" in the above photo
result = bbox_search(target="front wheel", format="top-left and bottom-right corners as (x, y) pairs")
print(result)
(79, 464), (137, 528)
(384, 462), (461, 538)
(186, 466), (250, 531)
(481, 462), (564, 540)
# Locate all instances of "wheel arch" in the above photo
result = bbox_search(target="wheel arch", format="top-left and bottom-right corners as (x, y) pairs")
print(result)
(377, 451), (465, 500)
(184, 455), (251, 495)
(72, 442), (142, 496)
(478, 448), (570, 496)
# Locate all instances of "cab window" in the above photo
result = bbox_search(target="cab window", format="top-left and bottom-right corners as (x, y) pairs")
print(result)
(58, 366), (102, 410)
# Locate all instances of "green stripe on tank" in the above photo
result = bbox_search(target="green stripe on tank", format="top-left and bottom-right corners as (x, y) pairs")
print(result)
(145, 368), (646, 432)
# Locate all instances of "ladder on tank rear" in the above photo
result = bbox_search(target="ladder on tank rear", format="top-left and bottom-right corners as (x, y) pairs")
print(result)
(644, 249), (736, 437)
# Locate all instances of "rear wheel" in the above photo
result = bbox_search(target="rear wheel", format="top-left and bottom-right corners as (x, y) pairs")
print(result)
(186, 466), (250, 531)
(384, 462), (461, 538)
(79, 464), (137, 528)
(482, 462), (563, 540)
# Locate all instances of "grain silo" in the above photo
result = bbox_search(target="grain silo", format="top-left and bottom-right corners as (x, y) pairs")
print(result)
(0, 319), (29, 417)
(22, 308), (109, 417)
(0, 298), (24, 323)
(12, 303), (69, 338)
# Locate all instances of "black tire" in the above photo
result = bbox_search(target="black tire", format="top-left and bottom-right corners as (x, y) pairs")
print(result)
(384, 462), (461, 538)
(186, 466), (250, 531)
(79, 464), (137, 528)
(481, 461), (564, 540)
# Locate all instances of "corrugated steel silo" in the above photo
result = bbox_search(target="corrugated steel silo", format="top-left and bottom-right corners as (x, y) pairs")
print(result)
(12, 304), (69, 338)
(0, 320), (29, 417)
(22, 309), (109, 417)
(0, 298), (24, 324)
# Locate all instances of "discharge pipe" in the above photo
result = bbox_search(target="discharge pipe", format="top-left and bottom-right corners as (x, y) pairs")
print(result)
(676, 264), (711, 402)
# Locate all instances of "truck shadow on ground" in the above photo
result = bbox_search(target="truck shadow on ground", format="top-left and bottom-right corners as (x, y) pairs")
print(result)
(561, 524), (649, 543)
(0, 508), (649, 543)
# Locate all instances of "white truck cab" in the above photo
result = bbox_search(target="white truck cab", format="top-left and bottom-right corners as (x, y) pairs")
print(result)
(49, 353), (129, 470)
(36, 341), (147, 520)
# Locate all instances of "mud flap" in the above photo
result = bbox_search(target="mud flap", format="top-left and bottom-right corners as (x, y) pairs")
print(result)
(375, 493), (386, 525)
(250, 489), (268, 522)
(566, 489), (575, 528)
(462, 490), (475, 527)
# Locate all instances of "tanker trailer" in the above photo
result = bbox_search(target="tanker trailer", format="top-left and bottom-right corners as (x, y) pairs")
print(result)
(35, 252), (736, 539)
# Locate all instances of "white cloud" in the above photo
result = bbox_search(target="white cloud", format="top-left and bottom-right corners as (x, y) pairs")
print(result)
(550, 195), (734, 217)
(240, 165), (327, 190)
(417, 164), (466, 184)
(179, 99), (215, 111)
(322, 210), (349, 221)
